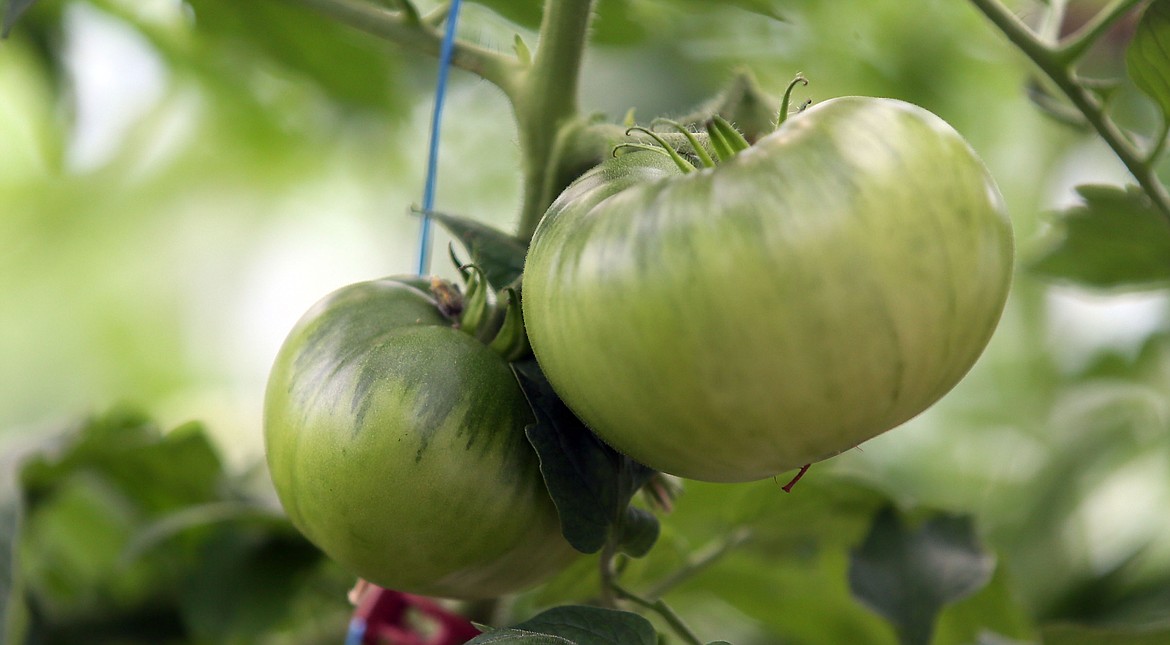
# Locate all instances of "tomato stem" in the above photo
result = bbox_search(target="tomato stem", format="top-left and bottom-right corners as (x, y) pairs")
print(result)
(781, 463), (811, 493)
(968, 0), (1170, 224)
(610, 583), (705, 645)
(514, 0), (597, 242)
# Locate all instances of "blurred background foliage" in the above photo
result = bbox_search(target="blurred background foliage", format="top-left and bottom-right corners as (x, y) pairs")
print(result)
(2, 0), (1170, 643)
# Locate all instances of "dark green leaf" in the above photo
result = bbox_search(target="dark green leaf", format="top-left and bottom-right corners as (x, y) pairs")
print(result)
(849, 507), (996, 645)
(180, 530), (323, 643)
(1030, 185), (1170, 289)
(470, 606), (657, 645)
(513, 360), (658, 555)
(185, 0), (401, 111)
(1127, 0), (1170, 121)
(467, 629), (574, 644)
(1, 0), (38, 37)
(426, 209), (528, 291)
(615, 507), (660, 558)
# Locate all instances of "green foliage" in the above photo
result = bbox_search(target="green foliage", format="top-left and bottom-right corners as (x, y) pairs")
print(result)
(849, 507), (996, 645)
(3, 0), (1170, 643)
(1030, 185), (1170, 289)
(1127, 0), (1170, 123)
(4, 409), (350, 644)
(184, 0), (403, 112)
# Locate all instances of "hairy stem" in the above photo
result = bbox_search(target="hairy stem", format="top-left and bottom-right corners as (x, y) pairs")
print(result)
(645, 527), (752, 599)
(288, 0), (521, 99)
(514, 0), (597, 241)
(968, 0), (1170, 223)
(611, 584), (704, 645)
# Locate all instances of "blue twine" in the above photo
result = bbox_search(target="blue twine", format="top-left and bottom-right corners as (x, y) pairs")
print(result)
(415, 0), (464, 276)
(344, 617), (366, 645)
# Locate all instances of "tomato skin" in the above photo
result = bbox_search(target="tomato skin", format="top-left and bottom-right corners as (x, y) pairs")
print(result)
(264, 278), (575, 599)
(523, 97), (1014, 483)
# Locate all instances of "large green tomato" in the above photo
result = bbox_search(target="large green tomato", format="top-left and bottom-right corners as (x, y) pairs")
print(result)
(523, 97), (1014, 483)
(264, 277), (575, 599)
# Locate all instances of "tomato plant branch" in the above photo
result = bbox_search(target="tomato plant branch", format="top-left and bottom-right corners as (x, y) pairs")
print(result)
(968, 0), (1170, 223)
(645, 527), (752, 599)
(288, 0), (522, 100)
(610, 583), (705, 645)
(513, 0), (596, 242)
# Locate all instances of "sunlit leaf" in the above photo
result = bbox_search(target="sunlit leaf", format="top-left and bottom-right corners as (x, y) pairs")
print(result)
(849, 507), (996, 645)
(1030, 185), (1170, 289)
(185, 0), (402, 111)
(1127, 0), (1170, 121)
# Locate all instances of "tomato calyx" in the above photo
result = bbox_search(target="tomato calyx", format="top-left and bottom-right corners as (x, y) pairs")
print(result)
(777, 73), (811, 127)
(615, 74), (812, 173)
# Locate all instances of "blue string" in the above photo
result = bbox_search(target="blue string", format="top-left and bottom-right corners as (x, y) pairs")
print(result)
(344, 617), (366, 645)
(415, 0), (464, 277)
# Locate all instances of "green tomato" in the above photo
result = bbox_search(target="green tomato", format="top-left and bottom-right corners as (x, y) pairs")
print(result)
(264, 277), (575, 599)
(523, 97), (1014, 483)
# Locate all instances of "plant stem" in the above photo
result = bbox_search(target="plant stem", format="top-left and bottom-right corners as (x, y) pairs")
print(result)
(288, 0), (521, 99)
(646, 527), (752, 599)
(513, 0), (597, 241)
(968, 0), (1170, 223)
(611, 584), (705, 645)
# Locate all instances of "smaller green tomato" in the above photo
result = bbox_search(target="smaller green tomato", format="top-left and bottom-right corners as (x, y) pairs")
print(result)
(264, 277), (575, 599)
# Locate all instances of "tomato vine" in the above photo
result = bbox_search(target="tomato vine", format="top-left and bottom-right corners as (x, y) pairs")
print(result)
(969, 0), (1170, 223)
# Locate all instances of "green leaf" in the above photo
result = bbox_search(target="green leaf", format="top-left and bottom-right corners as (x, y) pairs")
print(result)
(848, 507), (996, 645)
(512, 360), (658, 556)
(180, 530), (324, 644)
(1030, 185), (1170, 289)
(426, 209), (528, 291)
(468, 630), (574, 644)
(614, 507), (660, 558)
(468, 606), (658, 645)
(185, 0), (401, 111)
(1127, 0), (1170, 121)
(1, 0), (38, 37)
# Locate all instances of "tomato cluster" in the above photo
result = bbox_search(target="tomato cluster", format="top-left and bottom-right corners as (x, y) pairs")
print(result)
(263, 94), (1013, 600)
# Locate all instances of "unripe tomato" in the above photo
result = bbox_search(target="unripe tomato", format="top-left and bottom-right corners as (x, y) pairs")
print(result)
(523, 97), (1014, 483)
(264, 278), (575, 599)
